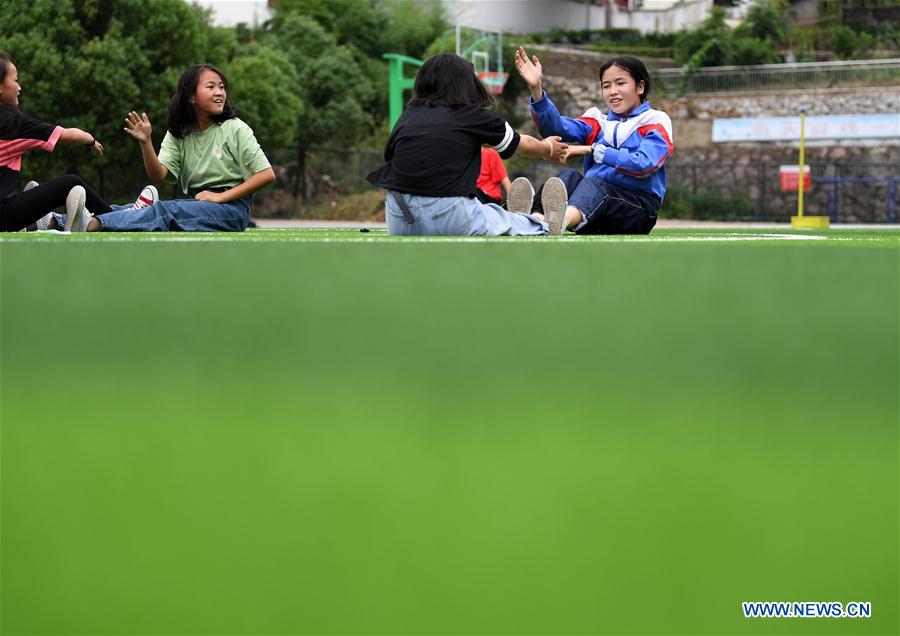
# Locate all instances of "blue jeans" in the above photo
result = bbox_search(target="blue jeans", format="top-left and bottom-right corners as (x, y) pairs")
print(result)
(386, 192), (547, 236)
(96, 197), (251, 232)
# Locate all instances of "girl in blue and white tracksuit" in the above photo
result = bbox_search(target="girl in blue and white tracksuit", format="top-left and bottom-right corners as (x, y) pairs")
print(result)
(515, 49), (674, 234)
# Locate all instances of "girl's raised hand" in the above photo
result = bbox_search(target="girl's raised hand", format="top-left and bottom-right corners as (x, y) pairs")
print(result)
(514, 46), (543, 90)
(123, 111), (152, 143)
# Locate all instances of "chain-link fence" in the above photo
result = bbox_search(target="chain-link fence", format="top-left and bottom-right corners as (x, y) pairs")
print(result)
(664, 161), (898, 222)
(653, 58), (900, 95)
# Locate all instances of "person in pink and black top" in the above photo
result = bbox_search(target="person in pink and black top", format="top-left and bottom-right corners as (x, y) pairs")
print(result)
(0, 50), (116, 231)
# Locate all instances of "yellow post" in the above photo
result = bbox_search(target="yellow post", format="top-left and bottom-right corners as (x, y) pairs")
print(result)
(797, 109), (805, 218)
(791, 108), (829, 228)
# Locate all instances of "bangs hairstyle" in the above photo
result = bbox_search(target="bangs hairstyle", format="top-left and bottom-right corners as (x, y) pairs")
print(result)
(410, 54), (494, 109)
(0, 51), (11, 84)
(598, 56), (652, 102)
(166, 63), (236, 138)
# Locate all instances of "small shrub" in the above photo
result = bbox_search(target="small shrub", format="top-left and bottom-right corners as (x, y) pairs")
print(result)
(662, 184), (751, 220)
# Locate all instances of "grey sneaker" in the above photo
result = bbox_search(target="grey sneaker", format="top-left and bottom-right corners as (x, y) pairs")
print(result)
(541, 176), (568, 236)
(72, 207), (93, 232)
(506, 177), (535, 214)
(63, 186), (87, 232)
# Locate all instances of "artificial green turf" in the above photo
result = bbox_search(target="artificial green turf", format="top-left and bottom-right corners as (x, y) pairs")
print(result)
(2, 229), (898, 634)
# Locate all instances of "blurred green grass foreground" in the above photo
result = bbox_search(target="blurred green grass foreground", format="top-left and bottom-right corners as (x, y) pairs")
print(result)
(1, 229), (898, 634)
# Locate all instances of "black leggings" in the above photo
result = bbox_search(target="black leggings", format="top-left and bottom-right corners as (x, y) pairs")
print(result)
(0, 174), (112, 232)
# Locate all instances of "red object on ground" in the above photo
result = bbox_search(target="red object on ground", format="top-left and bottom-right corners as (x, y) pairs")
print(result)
(779, 165), (811, 191)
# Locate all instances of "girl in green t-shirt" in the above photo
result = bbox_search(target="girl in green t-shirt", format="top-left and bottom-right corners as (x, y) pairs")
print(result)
(85, 63), (275, 232)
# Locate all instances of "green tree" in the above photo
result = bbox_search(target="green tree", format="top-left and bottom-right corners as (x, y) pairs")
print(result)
(262, 14), (375, 148)
(0, 0), (222, 201)
(224, 44), (303, 151)
(377, 0), (446, 60)
(737, 0), (791, 44)
(675, 7), (733, 68)
(273, 0), (383, 56)
(272, 0), (446, 135)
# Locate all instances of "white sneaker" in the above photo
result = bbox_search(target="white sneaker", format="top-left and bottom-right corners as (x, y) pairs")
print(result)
(63, 186), (88, 232)
(507, 177), (535, 214)
(132, 184), (158, 209)
(22, 181), (55, 231)
(541, 176), (568, 236)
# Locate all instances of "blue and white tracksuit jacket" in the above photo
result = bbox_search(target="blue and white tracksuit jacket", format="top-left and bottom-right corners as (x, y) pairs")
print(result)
(531, 91), (674, 202)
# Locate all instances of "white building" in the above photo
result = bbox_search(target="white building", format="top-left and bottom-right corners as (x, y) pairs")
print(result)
(443, 0), (713, 34)
(190, 0), (711, 35)
(192, 0), (271, 27)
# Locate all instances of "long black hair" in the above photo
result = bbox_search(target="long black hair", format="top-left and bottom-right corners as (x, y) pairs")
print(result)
(410, 54), (494, 108)
(0, 51), (11, 84)
(166, 63), (236, 138)
(598, 56), (652, 102)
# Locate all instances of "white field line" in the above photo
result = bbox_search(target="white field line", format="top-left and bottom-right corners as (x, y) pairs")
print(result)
(0, 232), (841, 244)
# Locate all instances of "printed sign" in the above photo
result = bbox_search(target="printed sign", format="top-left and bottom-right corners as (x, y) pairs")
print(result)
(712, 114), (900, 143)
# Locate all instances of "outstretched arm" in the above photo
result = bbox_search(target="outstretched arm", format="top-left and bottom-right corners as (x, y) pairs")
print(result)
(59, 127), (104, 157)
(123, 111), (168, 183)
(516, 134), (567, 161)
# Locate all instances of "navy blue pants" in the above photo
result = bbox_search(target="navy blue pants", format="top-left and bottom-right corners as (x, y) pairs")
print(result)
(533, 169), (659, 235)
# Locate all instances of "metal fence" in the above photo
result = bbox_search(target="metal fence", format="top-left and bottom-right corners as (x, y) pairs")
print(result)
(664, 161), (899, 222)
(652, 58), (900, 95)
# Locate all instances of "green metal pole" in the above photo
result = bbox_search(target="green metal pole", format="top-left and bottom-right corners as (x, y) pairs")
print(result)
(387, 56), (403, 131)
(383, 54), (424, 130)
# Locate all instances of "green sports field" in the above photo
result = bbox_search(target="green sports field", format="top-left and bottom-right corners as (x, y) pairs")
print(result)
(2, 228), (898, 634)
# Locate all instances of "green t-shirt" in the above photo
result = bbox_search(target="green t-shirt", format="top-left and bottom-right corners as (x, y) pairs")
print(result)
(158, 118), (271, 194)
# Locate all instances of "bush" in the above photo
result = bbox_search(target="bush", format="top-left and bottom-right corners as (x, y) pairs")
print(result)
(830, 24), (858, 59)
(663, 184), (751, 220)
(729, 36), (781, 65)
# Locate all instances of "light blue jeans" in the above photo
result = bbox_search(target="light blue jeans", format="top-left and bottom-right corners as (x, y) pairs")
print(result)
(386, 192), (547, 237)
(95, 197), (252, 232)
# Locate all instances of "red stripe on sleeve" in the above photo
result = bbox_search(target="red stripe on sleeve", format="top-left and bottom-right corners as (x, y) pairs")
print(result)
(637, 124), (673, 154)
(614, 124), (674, 177)
(576, 117), (602, 145)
